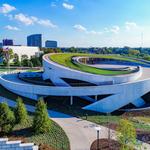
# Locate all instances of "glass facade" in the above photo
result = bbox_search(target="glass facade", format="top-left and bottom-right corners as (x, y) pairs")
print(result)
(45, 40), (57, 48)
(27, 34), (42, 47)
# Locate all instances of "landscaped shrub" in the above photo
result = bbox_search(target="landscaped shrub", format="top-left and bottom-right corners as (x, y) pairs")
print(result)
(15, 97), (28, 124)
(32, 98), (51, 133)
(117, 119), (136, 150)
(0, 102), (15, 134)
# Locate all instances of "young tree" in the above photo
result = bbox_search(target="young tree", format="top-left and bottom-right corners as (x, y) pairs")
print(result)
(15, 97), (28, 124)
(13, 53), (21, 66)
(117, 119), (136, 150)
(3, 48), (14, 65)
(0, 102), (15, 134)
(32, 98), (51, 133)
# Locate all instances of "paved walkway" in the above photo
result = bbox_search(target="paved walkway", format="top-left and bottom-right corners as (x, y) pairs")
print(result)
(0, 96), (149, 150)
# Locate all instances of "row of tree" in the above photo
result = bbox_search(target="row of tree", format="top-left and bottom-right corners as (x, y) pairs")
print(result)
(0, 97), (51, 134)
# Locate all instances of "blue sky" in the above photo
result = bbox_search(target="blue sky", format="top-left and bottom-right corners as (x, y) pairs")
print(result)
(0, 0), (150, 47)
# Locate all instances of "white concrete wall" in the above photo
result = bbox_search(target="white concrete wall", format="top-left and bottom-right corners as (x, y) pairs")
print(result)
(0, 53), (149, 113)
(1, 72), (150, 112)
(43, 54), (142, 85)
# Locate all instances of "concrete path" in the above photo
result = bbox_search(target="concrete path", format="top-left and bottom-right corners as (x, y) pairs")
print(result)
(49, 111), (111, 150)
(0, 96), (149, 150)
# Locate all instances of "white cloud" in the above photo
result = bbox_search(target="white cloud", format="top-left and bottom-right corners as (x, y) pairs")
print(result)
(13, 13), (57, 28)
(125, 22), (138, 31)
(14, 13), (35, 25)
(104, 26), (120, 34)
(37, 19), (57, 28)
(0, 3), (16, 14)
(74, 24), (87, 32)
(87, 30), (102, 35)
(110, 26), (120, 34)
(74, 24), (102, 35)
(5, 25), (19, 31)
(62, 2), (74, 10)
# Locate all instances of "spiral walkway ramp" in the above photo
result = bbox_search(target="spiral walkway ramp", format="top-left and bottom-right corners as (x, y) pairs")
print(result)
(1, 53), (150, 113)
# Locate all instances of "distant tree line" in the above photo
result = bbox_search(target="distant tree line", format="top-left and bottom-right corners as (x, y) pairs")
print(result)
(1, 46), (150, 67)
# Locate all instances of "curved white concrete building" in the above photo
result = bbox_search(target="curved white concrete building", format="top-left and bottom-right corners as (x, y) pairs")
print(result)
(0, 53), (150, 113)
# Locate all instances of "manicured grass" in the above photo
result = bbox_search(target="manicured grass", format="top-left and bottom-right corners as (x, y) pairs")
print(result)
(50, 53), (146, 75)
(10, 116), (70, 150)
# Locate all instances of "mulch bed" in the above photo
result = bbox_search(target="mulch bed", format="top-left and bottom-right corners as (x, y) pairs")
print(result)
(90, 138), (121, 150)
(123, 110), (150, 117)
(137, 130), (150, 144)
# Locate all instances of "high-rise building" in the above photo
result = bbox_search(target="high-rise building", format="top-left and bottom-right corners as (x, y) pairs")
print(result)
(0, 43), (2, 48)
(3, 39), (13, 46)
(27, 34), (42, 47)
(45, 40), (57, 48)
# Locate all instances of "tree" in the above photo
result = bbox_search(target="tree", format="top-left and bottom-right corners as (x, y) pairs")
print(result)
(30, 56), (41, 67)
(128, 49), (140, 56)
(3, 48), (14, 67)
(15, 97), (28, 124)
(0, 102), (15, 134)
(32, 98), (51, 133)
(117, 119), (136, 150)
(13, 53), (21, 66)
(21, 55), (30, 66)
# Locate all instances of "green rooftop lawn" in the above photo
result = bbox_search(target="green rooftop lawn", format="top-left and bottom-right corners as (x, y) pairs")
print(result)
(49, 53), (146, 75)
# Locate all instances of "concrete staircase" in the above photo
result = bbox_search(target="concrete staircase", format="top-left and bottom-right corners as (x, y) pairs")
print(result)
(0, 138), (38, 150)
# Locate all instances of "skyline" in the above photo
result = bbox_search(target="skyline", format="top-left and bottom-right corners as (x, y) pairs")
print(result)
(1, 0), (150, 47)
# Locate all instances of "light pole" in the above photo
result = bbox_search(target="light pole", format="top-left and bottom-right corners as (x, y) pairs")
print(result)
(95, 126), (101, 150)
(107, 112), (111, 149)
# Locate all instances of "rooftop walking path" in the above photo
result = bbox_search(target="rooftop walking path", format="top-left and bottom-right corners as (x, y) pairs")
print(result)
(0, 96), (149, 150)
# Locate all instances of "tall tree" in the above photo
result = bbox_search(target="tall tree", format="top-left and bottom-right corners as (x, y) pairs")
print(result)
(13, 53), (20, 66)
(32, 98), (51, 133)
(15, 97), (28, 124)
(3, 48), (14, 67)
(0, 102), (15, 134)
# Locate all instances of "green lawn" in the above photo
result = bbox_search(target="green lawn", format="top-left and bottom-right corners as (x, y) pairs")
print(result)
(50, 53), (146, 75)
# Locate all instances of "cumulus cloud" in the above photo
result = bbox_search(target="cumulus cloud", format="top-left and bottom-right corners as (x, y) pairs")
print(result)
(13, 13), (57, 28)
(74, 24), (102, 35)
(110, 26), (120, 34)
(125, 22), (138, 30)
(14, 13), (35, 25)
(0, 3), (16, 14)
(5, 25), (19, 31)
(104, 26), (120, 34)
(74, 24), (87, 32)
(62, 2), (74, 10)
(37, 19), (57, 28)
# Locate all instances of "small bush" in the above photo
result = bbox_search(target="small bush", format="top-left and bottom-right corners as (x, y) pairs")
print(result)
(0, 102), (15, 134)
(117, 119), (136, 150)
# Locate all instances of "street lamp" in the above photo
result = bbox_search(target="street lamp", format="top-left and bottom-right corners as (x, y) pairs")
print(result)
(94, 126), (101, 150)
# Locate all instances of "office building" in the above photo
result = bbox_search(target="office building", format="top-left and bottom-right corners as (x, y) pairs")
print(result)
(3, 39), (13, 46)
(27, 34), (42, 47)
(45, 40), (57, 48)
(0, 43), (2, 48)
